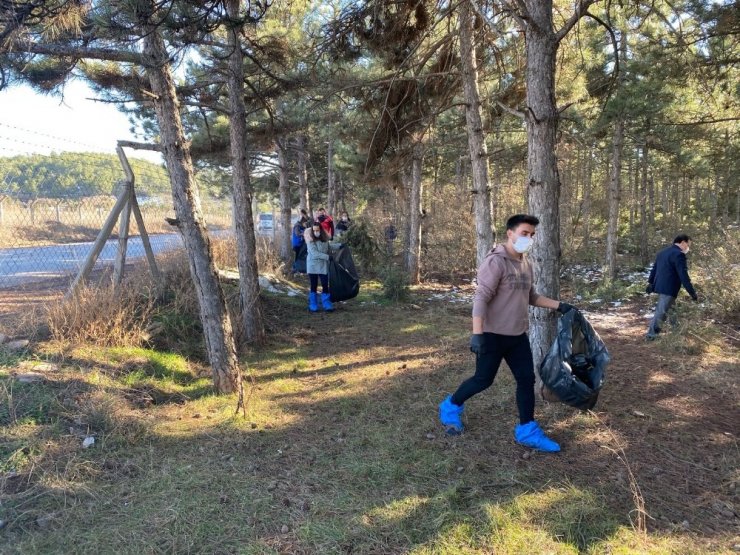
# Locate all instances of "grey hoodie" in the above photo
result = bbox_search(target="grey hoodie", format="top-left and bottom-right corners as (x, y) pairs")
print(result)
(472, 244), (542, 335)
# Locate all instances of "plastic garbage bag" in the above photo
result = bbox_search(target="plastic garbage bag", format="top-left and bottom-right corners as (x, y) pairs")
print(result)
(292, 243), (307, 274)
(538, 309), (609, 410)
(329, 245), (360, 302)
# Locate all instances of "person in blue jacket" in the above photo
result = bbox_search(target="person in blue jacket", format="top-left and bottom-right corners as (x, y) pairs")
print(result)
(292, 214), (308, 264)
(645, 234), (698, 340)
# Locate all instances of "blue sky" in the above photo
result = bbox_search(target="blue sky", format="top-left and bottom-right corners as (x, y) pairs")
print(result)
(0, 80), (163, 163)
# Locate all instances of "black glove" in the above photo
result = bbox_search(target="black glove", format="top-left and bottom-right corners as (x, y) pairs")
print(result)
(328, 255), (334, 261)
(646, 284), (654, 294)
(557, 302), (577, 314)
(469, 334), (486, 355)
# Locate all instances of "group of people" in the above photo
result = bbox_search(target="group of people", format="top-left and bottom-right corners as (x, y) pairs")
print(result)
(291, 208), (352, 313)
(438, 214), (699, 453)
(286, 207), (697, 452)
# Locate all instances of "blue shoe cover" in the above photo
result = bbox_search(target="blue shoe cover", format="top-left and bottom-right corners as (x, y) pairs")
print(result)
(308, 292), (319, 312)
(439, 395), (464, 435)
(321, 292), (334, 312)
(514, 421), (560, 452)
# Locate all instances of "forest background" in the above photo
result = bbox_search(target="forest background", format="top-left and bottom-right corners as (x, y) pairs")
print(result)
(0, 0), (738, 553)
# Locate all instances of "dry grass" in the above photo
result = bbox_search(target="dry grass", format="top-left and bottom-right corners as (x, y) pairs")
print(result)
(45, 279), (156, 347)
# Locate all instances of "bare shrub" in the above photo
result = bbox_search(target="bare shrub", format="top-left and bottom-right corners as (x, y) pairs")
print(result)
(46, 278), (155, 347)
(211, 237), (237, 270)
(155, 250), (199, 317)
(255, 236), (283, 274)
(422, 194), (477, 281)
(696, 227), (740, 323)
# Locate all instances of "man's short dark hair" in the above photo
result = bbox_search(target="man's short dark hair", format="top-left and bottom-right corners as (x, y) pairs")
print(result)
(673, 234), (691, 244)
(506, 214), (540, 231)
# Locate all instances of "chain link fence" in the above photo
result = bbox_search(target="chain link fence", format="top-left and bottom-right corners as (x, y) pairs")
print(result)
(0, 126), (233, 290)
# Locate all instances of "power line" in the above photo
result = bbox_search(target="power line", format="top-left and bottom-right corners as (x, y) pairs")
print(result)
(0, 121), (115, 152)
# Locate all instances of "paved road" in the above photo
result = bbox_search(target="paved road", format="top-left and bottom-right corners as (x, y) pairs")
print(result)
(0, 233), (184, 289)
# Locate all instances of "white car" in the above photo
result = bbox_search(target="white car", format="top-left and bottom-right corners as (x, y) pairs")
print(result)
(257, 213), (274, 234)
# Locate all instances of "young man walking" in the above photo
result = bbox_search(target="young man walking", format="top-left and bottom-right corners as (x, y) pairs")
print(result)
(438, 214), (576, 452)
(645, 234), (697, 340)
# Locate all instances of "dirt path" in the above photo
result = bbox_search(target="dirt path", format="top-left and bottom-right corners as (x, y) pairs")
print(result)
(576, 305), (738, 536)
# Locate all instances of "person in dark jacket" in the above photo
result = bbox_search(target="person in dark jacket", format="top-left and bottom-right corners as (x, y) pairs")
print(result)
(335, 211), (351, 238)
(645, 234), (698, 340)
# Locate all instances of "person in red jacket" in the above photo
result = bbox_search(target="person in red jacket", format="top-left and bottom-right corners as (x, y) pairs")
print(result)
(316, 207), (334, 239)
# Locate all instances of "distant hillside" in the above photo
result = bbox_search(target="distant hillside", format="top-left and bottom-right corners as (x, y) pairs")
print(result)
(0, 152), (171, 199)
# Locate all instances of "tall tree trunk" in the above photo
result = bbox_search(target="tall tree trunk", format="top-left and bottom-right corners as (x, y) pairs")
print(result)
(628, 150), (635, 228)
(405, 143), (424, 284)
(459, 0), (493, 265)
(225, 1), (264, 345)
(661, 172), (669, 220)
(296, 135), (310, 215)
(648, 147), (655, 226)
(583, 146), (592, 245)
(605, 117), (624, 280)
(276, 139), (292, 266)
(327, 141), (336, 216)
(523, 1), (562, 367)
(142, 19), (239, 393)
(639, 142), (649, 265)
(710, 171), (719, 234)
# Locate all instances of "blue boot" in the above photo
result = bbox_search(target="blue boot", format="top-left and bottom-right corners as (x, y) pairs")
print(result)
(439, 395), (464, 435)
(308, 292), (319, 312)
(514, 421), (560, 452)
(321, 292), (334, 312)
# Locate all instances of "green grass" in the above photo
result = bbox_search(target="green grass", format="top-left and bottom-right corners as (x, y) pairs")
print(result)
(1, 288), (736, 554)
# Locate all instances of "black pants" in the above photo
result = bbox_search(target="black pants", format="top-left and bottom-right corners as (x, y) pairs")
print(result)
(293, 246), (301, 262)
(451, 332), (535, 424)
(309, 273), (329, 293)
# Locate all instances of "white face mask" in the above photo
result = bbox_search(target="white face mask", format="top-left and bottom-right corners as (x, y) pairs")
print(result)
(313, 231), (321, 238)
(512, 235), (533, 254)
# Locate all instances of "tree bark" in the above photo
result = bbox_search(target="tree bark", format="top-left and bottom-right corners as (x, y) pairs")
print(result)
(142, 18), (239, 393)
(605, 117), (624, 280)
(276, 138), (292, 266)
(639, 141), (649, 265)
(327, 141), (336, 217)
(405, 143), (424, 284)
(459, 0), (494, 265)
(296, 135), (311, 215)
(627, 150), (635, 228)
(583, 146), (593, 245)
(523, 1), (562, 368)
(225, 1), (265, 345)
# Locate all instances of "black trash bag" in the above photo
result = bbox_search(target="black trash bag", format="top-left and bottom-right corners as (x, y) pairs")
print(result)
(329, 245), (360, 302)
(538, 309), (609, 410)
(292, 243), (307, 274)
